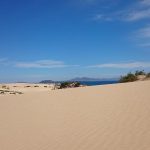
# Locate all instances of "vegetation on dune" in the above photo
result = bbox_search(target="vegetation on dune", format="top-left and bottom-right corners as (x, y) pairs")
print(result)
(59, 82), (70, 89)
(59, 82), (81, 89)
(119, 70), (150, 83)
(135, 70), (146, 76)
(25, 86), (31, 88)
(34, 85), (39, 87)
(120, 73), (138, 83)
(2, 85), (9, 90)
(73, 82), (81, 87)
(0, 89), (23, 95)
(146, 72), (150, 78)
(2, 85), (7, 89)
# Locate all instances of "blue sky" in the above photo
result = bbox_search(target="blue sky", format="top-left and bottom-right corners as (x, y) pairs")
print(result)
(0, 0), (150, 82)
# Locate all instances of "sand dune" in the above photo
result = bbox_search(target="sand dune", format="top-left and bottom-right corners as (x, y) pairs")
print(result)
(0, 81), (150, 150)
(0, 83), (54, 93)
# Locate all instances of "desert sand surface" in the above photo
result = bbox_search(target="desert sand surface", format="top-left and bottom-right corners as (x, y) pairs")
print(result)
(0, 81), (150, 150)
(0, 83), (54, 93)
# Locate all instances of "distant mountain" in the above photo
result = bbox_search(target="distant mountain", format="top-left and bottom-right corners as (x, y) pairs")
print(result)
(39, 80), (55, 84)
(70, 77), (118, 82)
(39, 77), (119, 84)
(16, 82), (29, 83)
(70, 77), (99, 81)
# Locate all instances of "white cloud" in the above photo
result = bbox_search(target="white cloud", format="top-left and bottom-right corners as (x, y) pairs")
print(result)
(139, 43), (150, 47)
(0, 58), (78, 68)
(124, 9), (150, 21)
(123, 0), (150, 21)
(93, 14), (104, 20)
(141, 0), (150, 6)
(88, 62), (150, 69)
(135, 25), (150, 47)
(136, 25), (150, 38)
(94, 0), (150, 22)
(93, 14), (113, 21)
(92, 1), (150, 47)
(15, 60), (78, 68)
(15, 60), (66, 68)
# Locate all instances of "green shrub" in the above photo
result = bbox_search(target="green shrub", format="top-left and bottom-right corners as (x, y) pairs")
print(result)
(119, 73), (138, 83)
(74, 82), (81, 87)
(59, 82), (81, 89)
(135, 70), (146, 76)
(59, 82), (70, 89)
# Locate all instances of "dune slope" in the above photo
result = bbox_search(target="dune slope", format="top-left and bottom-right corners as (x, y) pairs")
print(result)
(0, 81), (150, 150)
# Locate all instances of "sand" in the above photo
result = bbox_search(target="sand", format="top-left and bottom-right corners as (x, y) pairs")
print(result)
(0, 83), (54, 93)
(0, 81), (150, 150)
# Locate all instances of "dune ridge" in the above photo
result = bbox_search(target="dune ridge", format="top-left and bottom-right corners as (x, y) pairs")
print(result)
(0, 81), (150, 150)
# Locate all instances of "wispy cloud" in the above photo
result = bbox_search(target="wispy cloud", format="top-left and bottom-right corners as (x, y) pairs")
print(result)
(93, 0), (150, 22)
(123, 0), (150, 21)
(88, 62), (150, 69)
(135, 25), (150, 47)
(15, 60), (79, 68)
(138, 43), (150, 47)
(136, 25), (150, 38)
(92, 1), (150, 47)
(0, 59), (79, 69)
(93, 14), (113, 21)
(141, 0), (150, 6)
(124, 9), (150, 22)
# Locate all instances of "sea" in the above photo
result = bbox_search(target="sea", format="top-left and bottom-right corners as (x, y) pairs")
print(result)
(78, 80), (118, 86)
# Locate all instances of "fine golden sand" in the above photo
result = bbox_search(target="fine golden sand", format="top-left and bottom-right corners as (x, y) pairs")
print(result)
(0, 81), (150, 150)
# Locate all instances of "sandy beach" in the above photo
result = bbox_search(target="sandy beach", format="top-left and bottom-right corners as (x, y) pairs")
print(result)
(0, 81), (150, 150)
